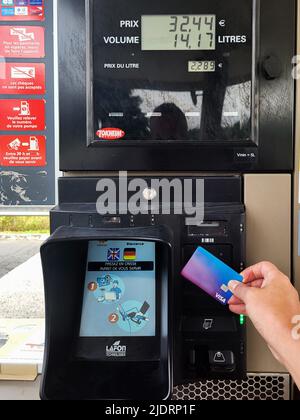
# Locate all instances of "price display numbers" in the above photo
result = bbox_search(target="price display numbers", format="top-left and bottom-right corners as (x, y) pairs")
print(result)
(141, 15), (216, 51)
(169, 15), (216, 50)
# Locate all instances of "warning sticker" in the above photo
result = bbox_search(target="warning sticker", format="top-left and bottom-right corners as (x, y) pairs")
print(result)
(0, 135), (46, 167)
(0, 26), (45, 58)
(0, 63), (45, 95)
(0, 99), (46, 131)
(0, 0), (45, 22)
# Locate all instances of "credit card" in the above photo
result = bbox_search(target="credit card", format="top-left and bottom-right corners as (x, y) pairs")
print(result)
(181, 246), (243, 305)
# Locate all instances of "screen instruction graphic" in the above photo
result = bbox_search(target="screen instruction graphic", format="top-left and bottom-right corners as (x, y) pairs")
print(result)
(80, 240), (156, 337)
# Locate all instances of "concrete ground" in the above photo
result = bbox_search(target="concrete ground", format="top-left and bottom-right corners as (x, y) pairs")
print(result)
(0, 237), (45, 399)
(0, 378), (40, 400)
(0, 238), (43, 279)
(0, 237), (45, 318)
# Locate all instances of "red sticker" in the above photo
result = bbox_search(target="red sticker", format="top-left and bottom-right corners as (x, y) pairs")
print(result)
(0, 99), (46, 131)
(0, 26), (45, 58)
(0, 63), (45, 95)
(0, 135), (46, 167)
(0, 3), (45, 22)
(96, 128), (125, 140)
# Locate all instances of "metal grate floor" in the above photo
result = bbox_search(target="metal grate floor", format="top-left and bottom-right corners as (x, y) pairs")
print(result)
(173, 374), (290, 400)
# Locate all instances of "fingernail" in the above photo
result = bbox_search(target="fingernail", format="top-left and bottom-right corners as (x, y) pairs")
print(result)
(228, 280), (240, 292)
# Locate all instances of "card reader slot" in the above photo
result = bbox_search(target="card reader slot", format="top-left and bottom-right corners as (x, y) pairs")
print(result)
(187, 221), (228, 237)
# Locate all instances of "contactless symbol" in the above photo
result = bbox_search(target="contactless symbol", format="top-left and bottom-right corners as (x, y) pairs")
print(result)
(108, 313), (119, 324)
(88, 282), (97, 292)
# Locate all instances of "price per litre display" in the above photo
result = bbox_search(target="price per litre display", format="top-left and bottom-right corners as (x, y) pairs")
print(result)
(188, 61), (216, 72)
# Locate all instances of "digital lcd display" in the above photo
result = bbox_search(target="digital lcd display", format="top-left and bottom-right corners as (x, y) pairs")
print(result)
(90, 0), (253, 144)
(188, 61), (216, 72)
(80, 240), (156, 337)
(142, 15), (216, 51)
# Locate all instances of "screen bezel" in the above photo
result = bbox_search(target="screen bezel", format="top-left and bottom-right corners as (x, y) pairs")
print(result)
(85, 0), (259, 148)
(75, 241), (162, 362)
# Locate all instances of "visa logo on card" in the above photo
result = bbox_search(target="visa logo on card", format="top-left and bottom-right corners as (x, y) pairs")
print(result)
(181, 247), (243, 305)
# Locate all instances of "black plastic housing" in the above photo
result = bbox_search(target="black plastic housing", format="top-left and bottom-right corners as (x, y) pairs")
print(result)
(40, 225), (172, 400)
(58, 0), (295, 172)
(41, 176), (246, 400)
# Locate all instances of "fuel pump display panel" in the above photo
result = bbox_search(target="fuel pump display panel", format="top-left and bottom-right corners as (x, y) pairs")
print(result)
(89, 0), (254, 144)
(59, 0), (295, 171)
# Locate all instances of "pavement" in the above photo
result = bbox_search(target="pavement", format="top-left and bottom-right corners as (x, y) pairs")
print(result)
(0, 238), (44, 279)
(0, 237), (45, 400)
(0, 237), (46, 319)
(0, 378), (40, 401)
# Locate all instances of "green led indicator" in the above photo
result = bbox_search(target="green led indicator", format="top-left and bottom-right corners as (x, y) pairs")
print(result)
(240, 315), (245, 325)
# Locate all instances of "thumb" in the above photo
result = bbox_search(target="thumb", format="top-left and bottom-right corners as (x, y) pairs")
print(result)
(228, 280), (251, 303)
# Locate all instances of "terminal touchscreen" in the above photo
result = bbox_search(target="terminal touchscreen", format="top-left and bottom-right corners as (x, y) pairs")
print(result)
(80, 240), (156, 337)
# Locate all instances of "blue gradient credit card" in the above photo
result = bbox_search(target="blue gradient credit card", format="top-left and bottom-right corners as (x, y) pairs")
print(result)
(181, 247), (243, 305)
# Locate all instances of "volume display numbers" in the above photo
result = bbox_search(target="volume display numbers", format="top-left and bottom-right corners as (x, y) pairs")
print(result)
(141, 15), (216, 51)
(170, 15), (215, 50)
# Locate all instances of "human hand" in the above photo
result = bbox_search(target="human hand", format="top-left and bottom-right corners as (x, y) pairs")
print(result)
(228, 262), (300, 373)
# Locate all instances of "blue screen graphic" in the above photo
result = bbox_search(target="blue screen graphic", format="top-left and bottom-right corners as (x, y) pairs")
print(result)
(80, 240), (156, 337)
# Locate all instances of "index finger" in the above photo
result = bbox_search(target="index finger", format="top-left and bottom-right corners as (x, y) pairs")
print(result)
(241, 261), (278, 284)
